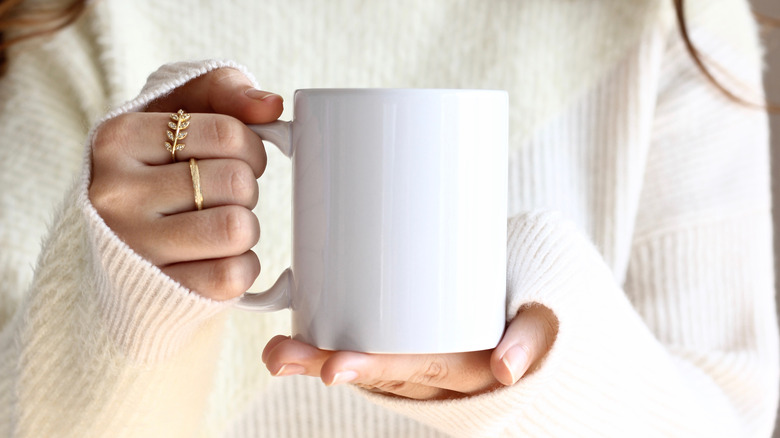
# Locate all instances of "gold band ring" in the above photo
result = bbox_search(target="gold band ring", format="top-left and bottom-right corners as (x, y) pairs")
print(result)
(166, 109), (190, 161)
(190, 158), (204, 211)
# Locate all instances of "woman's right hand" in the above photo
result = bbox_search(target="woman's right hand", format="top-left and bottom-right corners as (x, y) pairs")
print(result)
(88, 68), (283, 301)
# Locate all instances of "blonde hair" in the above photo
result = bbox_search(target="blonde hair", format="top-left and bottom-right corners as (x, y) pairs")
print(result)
(0, 0), (87, 75)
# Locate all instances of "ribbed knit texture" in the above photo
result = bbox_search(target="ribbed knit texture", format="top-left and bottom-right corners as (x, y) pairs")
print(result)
(0, 0), (777, 437)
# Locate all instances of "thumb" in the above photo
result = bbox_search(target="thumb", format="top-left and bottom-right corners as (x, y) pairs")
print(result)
(490, 304), (559, 386)
(145, 67), (284, 124)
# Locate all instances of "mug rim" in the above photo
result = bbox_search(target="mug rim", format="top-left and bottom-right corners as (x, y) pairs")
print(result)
(294, 88), (507, 96)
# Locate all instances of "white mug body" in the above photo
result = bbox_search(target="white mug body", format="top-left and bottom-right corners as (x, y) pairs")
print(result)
(288, 89), (508, 354)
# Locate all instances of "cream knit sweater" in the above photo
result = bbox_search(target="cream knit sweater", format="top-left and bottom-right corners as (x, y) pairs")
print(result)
(0, 0), (777, 437)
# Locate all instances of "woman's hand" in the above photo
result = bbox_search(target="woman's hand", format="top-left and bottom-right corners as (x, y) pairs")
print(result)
(262, 304), (558, 400)
(88, 68), (283, 301)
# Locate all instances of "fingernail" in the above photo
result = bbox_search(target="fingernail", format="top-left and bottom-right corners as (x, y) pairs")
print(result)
(274, 364), (305, 377)
(328, 370), (358, 386)
(245, 88), (281, 101)
(501, 345), (530, 384)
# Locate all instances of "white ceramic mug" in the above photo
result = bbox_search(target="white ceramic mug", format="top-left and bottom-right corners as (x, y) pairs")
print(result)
(241, 89), (508, 354)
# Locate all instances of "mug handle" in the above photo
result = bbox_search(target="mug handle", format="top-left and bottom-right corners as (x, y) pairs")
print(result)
(233, 121), (293, 311)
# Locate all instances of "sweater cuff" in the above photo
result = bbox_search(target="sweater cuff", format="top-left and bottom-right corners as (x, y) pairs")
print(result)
(82, 195), (235, 362)
(503, 210), (592, 319)
(77, 59), (257, 362)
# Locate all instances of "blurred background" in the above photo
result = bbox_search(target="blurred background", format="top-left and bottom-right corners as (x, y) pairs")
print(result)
(746, 0), (780, 436)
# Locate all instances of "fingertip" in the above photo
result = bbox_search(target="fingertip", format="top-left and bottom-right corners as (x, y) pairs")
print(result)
(245, 88), (280, 101)
(242, 88), (285, 123)
(492, 344), (529, 386)
(274, 363), (306, 377)
(320, 351), (367, 384)
(261, 335), (290, 364)
(324, 370), (359, 386)
(263, 337), (334, 377)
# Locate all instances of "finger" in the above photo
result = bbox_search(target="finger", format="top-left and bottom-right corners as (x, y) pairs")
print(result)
(261, 340), (460, 401)
(161, 251), (261, 301)
(136, 205), (260, 266)
(319, 350), (498, 395)
(145, 68), (283, 124)
(261, 338), (490, 399)
(94, 112), (268, 173)
(491, 304), (559, 386)
(262, 337), (333, 377)
(139, 159), (259, 215)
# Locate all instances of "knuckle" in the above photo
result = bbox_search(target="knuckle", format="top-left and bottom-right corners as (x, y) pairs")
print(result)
(89, 115), (140, 216)
(209, 67), (244, 86)
(225, 161), (258, 206)
(88, 183), (151, 261)
(205, 68), (250, 110)
(89, 173), (133, 221)
(207, 258), (247, 299)
(207, 116), (243, 153)
(220, 207), (258, 251)
(88, 182), (115, 214)
(411, 358), (448, 385)
(91, 114), (133, 157)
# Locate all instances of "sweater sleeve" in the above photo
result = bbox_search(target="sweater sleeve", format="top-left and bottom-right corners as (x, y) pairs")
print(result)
(0, 49), (258, 436)
(358, 1), (779, 437)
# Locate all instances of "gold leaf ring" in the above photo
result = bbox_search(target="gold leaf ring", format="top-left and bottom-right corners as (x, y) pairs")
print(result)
(165, 109), (190, 162)
(190, 158), (203, 211)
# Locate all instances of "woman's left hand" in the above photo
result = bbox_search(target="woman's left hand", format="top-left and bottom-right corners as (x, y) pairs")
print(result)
(262, 304), (558, 400)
